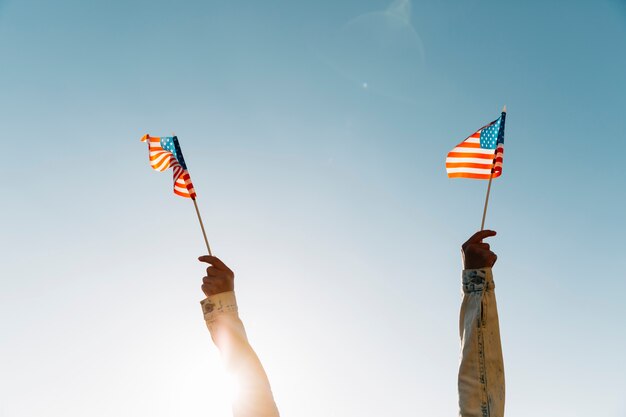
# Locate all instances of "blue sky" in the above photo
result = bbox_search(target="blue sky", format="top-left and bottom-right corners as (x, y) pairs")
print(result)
(1, 1), (625, 416)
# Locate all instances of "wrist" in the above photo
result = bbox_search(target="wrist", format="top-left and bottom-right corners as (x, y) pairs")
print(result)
(462, 268), (494, 293)
(200, 291), (238, 316)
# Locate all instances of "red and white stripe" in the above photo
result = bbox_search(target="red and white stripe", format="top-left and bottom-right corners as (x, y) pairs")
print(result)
(171, 163), (196, 198)
(141, 134), (197, 199)
(445, 131), (503, 180)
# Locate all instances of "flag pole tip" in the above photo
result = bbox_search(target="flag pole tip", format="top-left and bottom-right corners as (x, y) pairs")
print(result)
(502, 105), (507, 113)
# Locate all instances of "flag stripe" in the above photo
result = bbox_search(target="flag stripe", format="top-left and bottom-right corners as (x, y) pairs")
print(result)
(448, 172), (492, 179)
(456, 142), (482, 149)
(447, 152), (495, 159)
(449, 146), (494, 154)
(447, 171), (502, 179)
(446, 167), (493, 175)
(446, 157), (495, 164)
(445, 162), (494, 169)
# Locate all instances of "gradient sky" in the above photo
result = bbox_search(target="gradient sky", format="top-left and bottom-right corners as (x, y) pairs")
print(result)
(1, 1), (625, 416)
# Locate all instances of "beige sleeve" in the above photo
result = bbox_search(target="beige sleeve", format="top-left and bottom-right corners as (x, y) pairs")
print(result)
(458, 268), (505, 417)
(201, 292), (280, 417)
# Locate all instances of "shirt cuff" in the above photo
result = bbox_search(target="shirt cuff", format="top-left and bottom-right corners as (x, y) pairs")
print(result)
(462, 267), (494, 293)
(200, 291), (239, 324)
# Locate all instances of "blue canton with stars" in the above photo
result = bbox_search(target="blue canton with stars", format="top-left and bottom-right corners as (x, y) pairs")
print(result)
(479, 113), (506, 150)
(479, 119), (500, 149)
(160, 136), (188, 169)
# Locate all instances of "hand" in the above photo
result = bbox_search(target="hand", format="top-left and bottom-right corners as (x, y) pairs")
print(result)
(461, 230), (498, 269)
(198, 255), (235, 297)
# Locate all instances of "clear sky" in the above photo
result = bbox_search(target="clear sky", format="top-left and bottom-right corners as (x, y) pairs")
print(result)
(1, 0), (625, 416)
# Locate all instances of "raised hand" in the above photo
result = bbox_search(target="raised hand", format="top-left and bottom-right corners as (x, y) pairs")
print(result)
(198, 256), (235, 297)
(461, 230), (498, 269)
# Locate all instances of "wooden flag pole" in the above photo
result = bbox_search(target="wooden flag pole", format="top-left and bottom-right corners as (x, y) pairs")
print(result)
(193, 198), (213, 256)
(480, 170), (495, 231)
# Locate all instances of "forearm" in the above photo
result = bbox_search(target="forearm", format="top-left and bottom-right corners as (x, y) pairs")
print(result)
(201, 292), (280, 417)
(458, 268), (505, 417)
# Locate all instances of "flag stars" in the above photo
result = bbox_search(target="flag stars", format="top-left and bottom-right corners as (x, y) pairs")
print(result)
(480, 120), (500, 150)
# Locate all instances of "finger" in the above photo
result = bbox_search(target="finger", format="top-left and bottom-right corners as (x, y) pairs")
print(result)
(198, 255), (216, 264)
(205, 267), (218, 276)
(201, 284), (212, 296)
(198, 255), (231, 272)
(475, 242), (490, 251)
(202, 279), (220, 289)
(463, 230), (497, 246)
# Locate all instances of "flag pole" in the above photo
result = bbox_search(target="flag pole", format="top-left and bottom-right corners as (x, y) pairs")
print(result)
(192, 197), (213, 256)
(480, 105), (506, 231)
(480, 170), (495, 231)
(172, 132), (213, 256)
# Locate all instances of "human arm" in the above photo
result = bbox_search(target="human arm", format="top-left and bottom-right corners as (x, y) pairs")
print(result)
(199, 256), (280, 417)
(458, 231), (505, 417)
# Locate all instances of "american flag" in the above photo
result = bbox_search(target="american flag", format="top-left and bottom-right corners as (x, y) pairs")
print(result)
(141, 134), (197, 199)
(446, 111), (506, 179)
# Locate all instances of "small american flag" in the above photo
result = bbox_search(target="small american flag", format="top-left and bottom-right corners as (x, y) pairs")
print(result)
(141, 134), (197, 199)
(446, 111), (506, 179)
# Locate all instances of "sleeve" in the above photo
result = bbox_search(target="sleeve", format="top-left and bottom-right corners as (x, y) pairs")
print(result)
(201, 291), (280, 417)
(458, 268), (505, 417)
